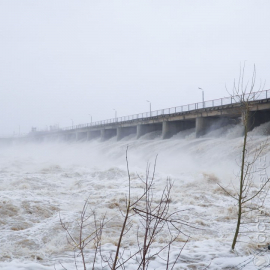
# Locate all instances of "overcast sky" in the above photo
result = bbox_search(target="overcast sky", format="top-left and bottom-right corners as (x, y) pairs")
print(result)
(0, 0), (270, 136)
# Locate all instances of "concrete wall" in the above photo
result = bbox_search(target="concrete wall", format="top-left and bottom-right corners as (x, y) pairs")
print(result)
(137, 123), (162, 139)
(65, 133), (76, 141)
(101, 128), (117, 141)
(117, 126), (137, 141)
(87, 130), (101, 140)
(31, 135), (44, 142)
(162, 120), (195, 139)
(195, 117), (235, 138)
(43, 134), (61, 141)
(76, 132), (87, 141)
(246, 110), (270, 132)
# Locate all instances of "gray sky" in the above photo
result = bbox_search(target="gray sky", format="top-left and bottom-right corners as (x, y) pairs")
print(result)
(0, 0), (270, 136)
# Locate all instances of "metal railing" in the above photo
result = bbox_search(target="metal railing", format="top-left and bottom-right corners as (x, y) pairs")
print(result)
(60, 89), (270, 131)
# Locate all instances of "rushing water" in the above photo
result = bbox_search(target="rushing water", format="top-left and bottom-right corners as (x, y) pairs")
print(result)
(1, 122), (270, 270)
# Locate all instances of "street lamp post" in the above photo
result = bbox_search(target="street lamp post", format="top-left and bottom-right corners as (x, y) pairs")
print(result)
(113, 109), (117, 121)
(146, 100), (151, 117)
(89, 114), (92, 125)
(71, 119), (74, 129)
(198, 88), (205, 108)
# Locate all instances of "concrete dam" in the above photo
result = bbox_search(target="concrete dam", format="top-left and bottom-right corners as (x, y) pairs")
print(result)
(25, 89), (270, 142)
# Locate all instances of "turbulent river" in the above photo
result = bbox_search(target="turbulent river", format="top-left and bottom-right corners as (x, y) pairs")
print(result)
(1, 122), (270, 270)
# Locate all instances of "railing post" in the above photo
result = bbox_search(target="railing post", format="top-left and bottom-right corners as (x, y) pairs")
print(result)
(212, 100), (214, 107)
(221, 98), (223, 105)
(188, 104), (189, 111)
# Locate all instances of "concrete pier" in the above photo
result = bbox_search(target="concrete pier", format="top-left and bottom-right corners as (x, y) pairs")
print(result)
(162, 120), (195, 139)
(195, 117), (218, 138)
(195, 117), (237, 137)
(101, 128), (117, 141)
(67, 133), (76, 141)
(76, 132), (87, 141)
(117, 126), (137, 141)
(87, 130), (101, 140)
(245, 110), (270, 132)
(137, 124), (162, 139)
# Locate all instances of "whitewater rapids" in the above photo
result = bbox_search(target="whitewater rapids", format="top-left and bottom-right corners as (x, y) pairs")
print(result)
(1, 122), (270, 270)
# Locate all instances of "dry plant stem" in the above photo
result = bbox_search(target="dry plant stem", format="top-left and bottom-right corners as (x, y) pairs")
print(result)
(79, 201), (87, 270)
(92, 213), (104, 270)
(232, 108), (248, 250)
(133, 208), (197, 232)
(111, 146), (131, 270)
(222, 64), (270, 250)
(168, 237), (189, 270)
(60, 146), (189, 269)
(135, 176), (187, 270)
(111, 201), (131, 270)
(112, 149), (187, 270)
(59, 198), (104, 270)
(142, 165), (150, 270)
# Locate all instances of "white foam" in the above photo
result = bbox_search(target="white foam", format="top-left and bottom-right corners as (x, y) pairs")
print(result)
(1, 126), (270, 269)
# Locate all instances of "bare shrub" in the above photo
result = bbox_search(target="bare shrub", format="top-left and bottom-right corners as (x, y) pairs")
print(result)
(58, 147), (191, 269)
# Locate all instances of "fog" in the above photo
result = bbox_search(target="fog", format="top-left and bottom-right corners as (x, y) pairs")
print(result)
(0, 0), (270, 136)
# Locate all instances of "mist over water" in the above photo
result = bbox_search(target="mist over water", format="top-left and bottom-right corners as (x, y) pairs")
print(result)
(1, 122), (270, 269)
